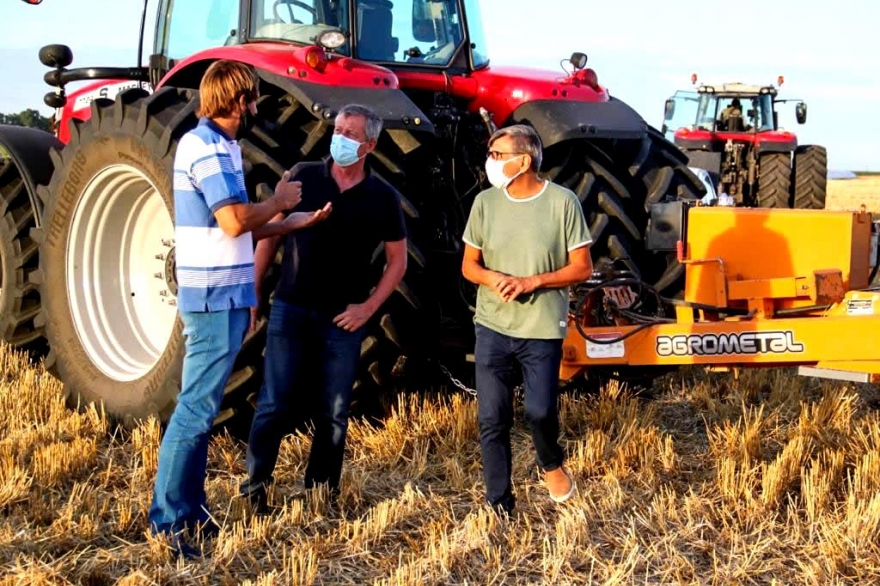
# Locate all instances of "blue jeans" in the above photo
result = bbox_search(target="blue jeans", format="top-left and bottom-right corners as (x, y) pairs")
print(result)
(474, 323), (565, 513)
(148, 308), (249, 536)
(244, 299), (366, 495)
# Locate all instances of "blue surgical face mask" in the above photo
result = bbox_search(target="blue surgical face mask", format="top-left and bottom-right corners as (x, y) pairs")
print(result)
(330, 133), (364, 167)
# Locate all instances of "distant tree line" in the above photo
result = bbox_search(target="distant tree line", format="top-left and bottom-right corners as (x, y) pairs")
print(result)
(0, 109), (53, 132)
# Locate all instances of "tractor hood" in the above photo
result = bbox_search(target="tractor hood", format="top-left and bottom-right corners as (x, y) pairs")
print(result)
(468, 65), (610, 123)
(674, 127), (798, 153)
(464, 65), (647, 146)
(163, 44), (402, 90)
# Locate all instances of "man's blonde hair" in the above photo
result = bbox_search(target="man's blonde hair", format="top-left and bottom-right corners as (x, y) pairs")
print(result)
(197, 60), (259, 119)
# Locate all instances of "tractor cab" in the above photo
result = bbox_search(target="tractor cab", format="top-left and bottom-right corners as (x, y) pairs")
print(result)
(663, 83), (777, 140)
(662, 76), (808, 142)
(154, 0), (488, 73)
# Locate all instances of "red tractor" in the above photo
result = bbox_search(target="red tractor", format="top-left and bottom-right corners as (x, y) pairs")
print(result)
(0, 0), (705, 424)
(662, 74), (827, 209)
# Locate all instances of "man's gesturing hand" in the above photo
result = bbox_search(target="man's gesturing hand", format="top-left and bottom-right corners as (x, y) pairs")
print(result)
(333, 303), (373, 332)
(273, 170), (302, 211)
(283, 202), (332, 232)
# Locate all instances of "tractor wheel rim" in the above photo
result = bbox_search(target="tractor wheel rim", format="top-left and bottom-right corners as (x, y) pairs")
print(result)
(67, 164), (177, 382)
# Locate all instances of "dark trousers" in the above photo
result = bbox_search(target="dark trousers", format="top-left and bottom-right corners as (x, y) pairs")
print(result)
(244, 299), (365, 495)
(474, 323), (565, 513)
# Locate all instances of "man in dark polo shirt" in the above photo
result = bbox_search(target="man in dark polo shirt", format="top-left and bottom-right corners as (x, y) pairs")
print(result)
(240, 104), (407, 510)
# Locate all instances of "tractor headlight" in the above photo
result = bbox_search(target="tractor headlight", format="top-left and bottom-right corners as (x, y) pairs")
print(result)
(317, 29), (346, 51)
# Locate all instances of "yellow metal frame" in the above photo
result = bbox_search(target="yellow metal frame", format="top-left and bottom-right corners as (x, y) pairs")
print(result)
(559, 207), (880, 382)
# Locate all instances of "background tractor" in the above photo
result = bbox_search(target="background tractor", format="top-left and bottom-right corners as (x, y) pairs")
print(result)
(0, 0), (706, 426)
(661, 74), (827, 210)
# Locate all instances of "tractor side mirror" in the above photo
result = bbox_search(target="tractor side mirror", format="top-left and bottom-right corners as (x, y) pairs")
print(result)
(412, 0), (436, 42)
(796, 102), (807, 124)
(39, 44), (73, 69)
(664, 98), (675, 120)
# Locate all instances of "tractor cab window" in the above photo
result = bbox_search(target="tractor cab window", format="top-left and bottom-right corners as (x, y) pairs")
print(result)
(716, 97), (746, 131)
(712, 94), (775, 132)
(752, 94), (775, 131)
(461, 0), (489, 68)
(157, 0), (240, 61)
(249, 0), (351, 55)
(663, 90), (700, 140)
(354, 0), (464, 65)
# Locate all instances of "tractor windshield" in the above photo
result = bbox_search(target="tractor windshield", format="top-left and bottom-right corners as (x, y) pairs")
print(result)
(250, 0), (351, 55)
(249, 0), (485, 67)
(345, 0), (467, 65)
(695, 93), (776, 132)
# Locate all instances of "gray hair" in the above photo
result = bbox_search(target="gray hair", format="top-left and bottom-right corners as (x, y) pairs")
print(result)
(337, 104), (383, 142)
(489, 124), (543, 171)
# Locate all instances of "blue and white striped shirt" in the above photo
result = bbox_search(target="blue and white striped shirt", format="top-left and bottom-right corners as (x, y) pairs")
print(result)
(173, 117), (256, 313)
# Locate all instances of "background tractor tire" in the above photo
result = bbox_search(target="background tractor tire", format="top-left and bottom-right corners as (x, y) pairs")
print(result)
(755, 152), (792, 209)
(544, 127), (705, 295)
(0, 158), (44, 352)
(33, 88), (265, 427)
(792, 145), (827, 210)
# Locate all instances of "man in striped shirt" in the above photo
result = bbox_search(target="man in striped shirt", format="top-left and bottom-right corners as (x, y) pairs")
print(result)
(148, 60), (330, 557)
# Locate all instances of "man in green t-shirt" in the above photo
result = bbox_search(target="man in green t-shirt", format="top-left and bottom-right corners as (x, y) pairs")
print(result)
(461, 124), (593, 516)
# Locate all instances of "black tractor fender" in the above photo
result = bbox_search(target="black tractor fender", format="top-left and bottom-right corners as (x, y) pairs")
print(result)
(0, 125), (61, 227)
(509, 96), (647, 148)
(757, 140), (798, 154)
(159, 59), (436, 152)
(256, 70), (436, 136)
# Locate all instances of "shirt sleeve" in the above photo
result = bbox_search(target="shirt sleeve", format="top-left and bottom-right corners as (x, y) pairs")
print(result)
(382, 188), (407, 242)
(462, 195), (483, 250)
(565, 193), (592, 251)
(190, 140), (244, 212)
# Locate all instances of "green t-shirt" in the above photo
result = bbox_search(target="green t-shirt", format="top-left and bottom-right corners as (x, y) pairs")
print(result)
(462, 180), (592, 339)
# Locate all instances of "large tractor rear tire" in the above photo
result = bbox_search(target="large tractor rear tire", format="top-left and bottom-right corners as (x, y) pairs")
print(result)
(793, 145), (827, 209)
(0, 158), (43, 350)
(33, 88), (264, 426)
(755, 152), (792, 209)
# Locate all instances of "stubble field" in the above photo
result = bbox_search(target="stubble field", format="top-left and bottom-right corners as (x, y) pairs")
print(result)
(3, 177), (880, 585)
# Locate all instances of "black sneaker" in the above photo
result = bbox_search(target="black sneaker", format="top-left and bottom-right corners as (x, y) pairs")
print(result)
(240, 479), (272, 516)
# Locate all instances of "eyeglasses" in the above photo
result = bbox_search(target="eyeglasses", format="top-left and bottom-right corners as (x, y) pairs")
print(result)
(487, 150), (524, 160)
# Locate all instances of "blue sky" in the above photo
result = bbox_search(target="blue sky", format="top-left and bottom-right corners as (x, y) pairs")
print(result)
(1, 0), (878, 171)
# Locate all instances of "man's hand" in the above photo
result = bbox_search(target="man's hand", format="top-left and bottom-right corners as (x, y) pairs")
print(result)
(496, 275), (538, 303)
(250, 305), (261, 333)
(250, 289), (263, 332)
(333, 303), (374, 332)
(485, 272), (509, 302)
(282, 202), (332, 232)
(273, 170), (302, 211)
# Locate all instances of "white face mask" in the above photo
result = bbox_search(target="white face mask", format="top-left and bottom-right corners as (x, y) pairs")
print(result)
(485, 155), (525, 190)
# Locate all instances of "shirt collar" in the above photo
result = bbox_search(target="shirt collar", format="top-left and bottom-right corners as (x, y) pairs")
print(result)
(198, 117), (235, 142)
